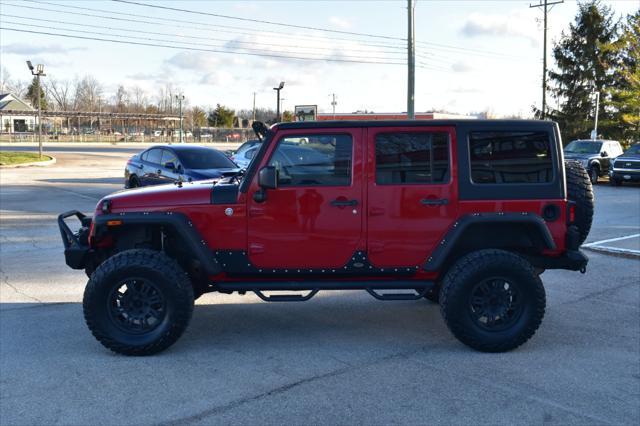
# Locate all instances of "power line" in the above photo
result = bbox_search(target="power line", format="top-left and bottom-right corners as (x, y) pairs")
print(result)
(19, 0), (407, 50)
(113, 0), (407, 41)
(0, 27), (417, 66)
(0, 19), (408, 61)
(0, 13), (408, 57)
(17, 0), (531, 61)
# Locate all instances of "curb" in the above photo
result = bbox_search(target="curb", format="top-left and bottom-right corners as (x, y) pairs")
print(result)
(0, 156), (56, 169)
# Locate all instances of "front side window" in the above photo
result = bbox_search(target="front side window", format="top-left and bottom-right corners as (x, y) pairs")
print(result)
(470, 131), (553, 184)
(268, 134), (352, 186)
(161, 150), (179, 168)
(375, 132), (450, 184)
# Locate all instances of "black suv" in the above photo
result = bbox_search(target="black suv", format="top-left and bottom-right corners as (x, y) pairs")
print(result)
(564, 139), (624, 184)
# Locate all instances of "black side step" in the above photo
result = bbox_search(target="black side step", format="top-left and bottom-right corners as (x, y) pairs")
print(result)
(366, 287), (429, 301)
(253, 289), (319, 302)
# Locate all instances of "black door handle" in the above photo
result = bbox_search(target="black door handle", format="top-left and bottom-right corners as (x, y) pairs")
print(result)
(420, 198), (448, 206)
(331, 199), (358, 207)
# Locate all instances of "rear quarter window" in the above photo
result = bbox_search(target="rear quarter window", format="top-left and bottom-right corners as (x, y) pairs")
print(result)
(469, 131), (553, 184)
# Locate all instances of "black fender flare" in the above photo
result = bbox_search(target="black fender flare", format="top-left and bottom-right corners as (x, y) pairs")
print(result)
(423, 212), (556, 272)
(93, 211), (221, 275)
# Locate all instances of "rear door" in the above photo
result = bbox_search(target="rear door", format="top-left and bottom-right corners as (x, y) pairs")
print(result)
(366, 126), (458, 267)
(247, 129), (363, 269)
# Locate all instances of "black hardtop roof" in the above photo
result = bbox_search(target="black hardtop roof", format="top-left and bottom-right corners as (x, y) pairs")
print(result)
(274, 119), (556, 131)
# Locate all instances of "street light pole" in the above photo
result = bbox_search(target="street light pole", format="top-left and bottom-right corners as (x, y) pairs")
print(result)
(26, 61), (46, 159)
(273, 82), (285, 122)
(592, 91), (600, 140)
(176, 94), (185, 143)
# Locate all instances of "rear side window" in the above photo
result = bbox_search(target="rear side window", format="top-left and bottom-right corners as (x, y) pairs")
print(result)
(375, 132), (450, 184)
(145, 149), (162, 165)
(469, 131), (553, 184)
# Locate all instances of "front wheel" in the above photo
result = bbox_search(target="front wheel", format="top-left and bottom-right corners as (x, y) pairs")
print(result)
(589, 166), (599, 184)
(83, 249), (194, 355)
(439, 249), (546, 352)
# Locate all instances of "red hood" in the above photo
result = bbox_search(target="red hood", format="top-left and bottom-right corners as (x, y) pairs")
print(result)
(104, 181), (215, 211)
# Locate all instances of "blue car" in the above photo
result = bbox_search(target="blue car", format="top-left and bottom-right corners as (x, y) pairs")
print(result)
(124, 145), (239, 188)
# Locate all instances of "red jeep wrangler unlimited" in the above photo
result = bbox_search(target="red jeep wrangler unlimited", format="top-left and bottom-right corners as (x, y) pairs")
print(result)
(59, 120), (593, 355)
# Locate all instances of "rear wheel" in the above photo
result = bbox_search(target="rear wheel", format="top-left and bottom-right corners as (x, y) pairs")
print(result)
(439, 249), (545, 352)
(83, 249), (194, 355)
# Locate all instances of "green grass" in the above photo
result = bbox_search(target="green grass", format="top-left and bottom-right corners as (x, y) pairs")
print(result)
(0, 151), (51, 165)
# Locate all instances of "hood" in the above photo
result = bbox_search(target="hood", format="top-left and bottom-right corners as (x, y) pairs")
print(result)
(564, 152), (597, 161)
(614, 153), (640, 162)
(104, 180), (216, 211)
(186, 168), (240, 181)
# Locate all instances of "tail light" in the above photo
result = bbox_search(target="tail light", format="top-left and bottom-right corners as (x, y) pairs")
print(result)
(569, 203), (576, 223)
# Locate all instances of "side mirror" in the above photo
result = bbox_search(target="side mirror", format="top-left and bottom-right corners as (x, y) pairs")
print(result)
(601, 151), (608, 157)
(258, 166), (278, 189)
(164, 161), (176, 170)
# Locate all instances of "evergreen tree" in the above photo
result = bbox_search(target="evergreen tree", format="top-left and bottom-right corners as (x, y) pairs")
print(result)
(610, 10), (640, 144)
(547, 1), (620, 143)
(26, 76), (47, 110)
(207, 104), (235, 128)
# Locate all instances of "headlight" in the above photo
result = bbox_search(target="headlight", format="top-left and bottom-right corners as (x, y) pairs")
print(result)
(581, 159), (590, 167)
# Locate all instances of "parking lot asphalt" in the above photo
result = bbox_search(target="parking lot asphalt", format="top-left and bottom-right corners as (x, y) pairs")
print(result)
(1, 145), (639, 425)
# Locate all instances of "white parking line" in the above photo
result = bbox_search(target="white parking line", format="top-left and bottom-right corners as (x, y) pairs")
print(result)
(583, 233), (640, 247)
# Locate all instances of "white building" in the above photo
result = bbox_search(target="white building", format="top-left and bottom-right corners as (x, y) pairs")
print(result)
(0, 93), (36, 133)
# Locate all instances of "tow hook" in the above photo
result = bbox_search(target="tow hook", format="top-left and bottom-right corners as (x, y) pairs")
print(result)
(580, 266), (586, 274)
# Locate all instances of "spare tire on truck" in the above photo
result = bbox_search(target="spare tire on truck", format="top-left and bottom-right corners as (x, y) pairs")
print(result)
(565, 161), (594, 246)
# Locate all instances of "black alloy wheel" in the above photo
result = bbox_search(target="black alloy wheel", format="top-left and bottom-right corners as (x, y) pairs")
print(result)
(468, 278), (523, 331)
(107, 278), (166, 334)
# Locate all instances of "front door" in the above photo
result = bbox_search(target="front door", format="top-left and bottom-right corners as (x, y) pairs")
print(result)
(366, 126), (458, 268)
(247, 129), (363, 269)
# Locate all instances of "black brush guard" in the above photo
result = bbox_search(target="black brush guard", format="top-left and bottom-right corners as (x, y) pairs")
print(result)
(58, 210), (92, 269)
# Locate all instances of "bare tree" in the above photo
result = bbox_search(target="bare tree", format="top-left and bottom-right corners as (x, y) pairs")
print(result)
(1, 67), (28, 97)
(74, 75), (103, 111)
(114, 85), (129, 113)
(47, 78), (74, 111)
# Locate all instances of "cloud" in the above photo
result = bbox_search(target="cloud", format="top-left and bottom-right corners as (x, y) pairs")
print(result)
(165, 51), (220, 72)
(451, 61), (473, 72)
(1, 43), (86, 55)
(460, 11), (538, 46)
(329, 16), (352, 29)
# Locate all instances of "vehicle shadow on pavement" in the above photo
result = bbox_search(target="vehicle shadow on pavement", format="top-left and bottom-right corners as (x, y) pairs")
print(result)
(39, 177), (123, 185)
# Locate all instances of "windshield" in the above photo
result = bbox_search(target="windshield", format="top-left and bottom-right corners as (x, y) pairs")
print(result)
(624, 144), (640, 155)
(178, 149), (236, 169)
(564, 141), (602, 154)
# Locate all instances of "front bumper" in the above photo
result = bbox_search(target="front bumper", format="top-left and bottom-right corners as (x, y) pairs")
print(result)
(58, 210), (91, 270)
(610, 169), (640, 182)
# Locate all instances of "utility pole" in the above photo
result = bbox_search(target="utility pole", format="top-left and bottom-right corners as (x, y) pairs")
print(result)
(407, 0), (415, 119)
(330, 93), (337, 119)
(530, 0), (563, 120)
(252, 92), (256, 121)
(26, 61), (45, 159)
(176, 94), (185, 143)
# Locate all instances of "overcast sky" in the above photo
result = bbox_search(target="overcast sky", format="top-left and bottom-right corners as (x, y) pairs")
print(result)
(1, 0), (638, 116)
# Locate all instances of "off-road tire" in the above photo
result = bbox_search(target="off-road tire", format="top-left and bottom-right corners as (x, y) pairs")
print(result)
(588, 164), (599, 184)
(129, 175), (140, 188)
(565, 161), (594, 246)
(83, 249), (194, 356)
(439, 249), (546, 352)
